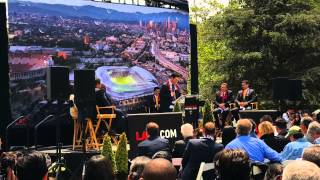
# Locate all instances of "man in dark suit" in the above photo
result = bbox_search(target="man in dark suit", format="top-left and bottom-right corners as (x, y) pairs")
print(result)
(137, 122), (170, 158)
(159, 73), (181, 112)
(146, 87), (161, 113)
(181, 122), (224, 180)
(95, 79), (127, 133)
(172, 123), (194, 158)
(231, 80), (257, 121)
(212, 83), (234, 129)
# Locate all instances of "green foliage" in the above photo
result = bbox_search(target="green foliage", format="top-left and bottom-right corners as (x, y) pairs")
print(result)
(193, 0), (320, 109)
(101, 134), (117, 174)
(202, 100), (213, 124)
(115, 133), (128, 174)
(173, 101), (182, 112)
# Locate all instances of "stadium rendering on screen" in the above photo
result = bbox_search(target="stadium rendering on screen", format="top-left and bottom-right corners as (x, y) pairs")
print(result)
(8, 0), (190, 116)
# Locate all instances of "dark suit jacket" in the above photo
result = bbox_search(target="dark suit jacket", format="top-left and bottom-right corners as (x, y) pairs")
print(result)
(159, 84), (180, 112)
(146, 95), (160, 113)
(235, 88), (257, 107)
(172, 137), (193, 158)
(213, 90), (234, 108)
(182, 138), (224, 180)
(137, 136), (170, 158)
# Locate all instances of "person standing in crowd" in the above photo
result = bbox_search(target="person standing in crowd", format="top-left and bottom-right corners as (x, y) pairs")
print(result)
(231, 80), (257, 121)
(258, 121), (288, 153)
(95, 78), (127, 134)
(137, 122), (170, 158)
(274, 118), (289, 138)
(282, 160), (320, 180)
(146, 87), (161, 113)
(281, 126), (312, 160)
(181, 122), (224, 180)
(216, 149), (251, 180)
(212, 83), (234, 130)
(159, 73), (181, 112)
(306, 121), (320, 144)
(226, 119), (282, 163)
(140, 158), (176, 180)
(172, 123), (194, 158)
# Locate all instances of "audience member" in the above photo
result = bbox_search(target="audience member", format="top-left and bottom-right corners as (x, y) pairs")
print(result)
(300, 116), (313, 135)
(305, 121), (320, 144)
(282, 108), (294, 123)
(83, 155), (114, 180)
(137, 122), (170, 158)
(249, 119), (258, 138)
(274, 118), (288, 138)
(260, 115), (273, 123)
(128, 156), (151, 180)
(16, 151), (48, 180)
(221, 121), (236, 147)
(152, 151), (172, 162)
(216, 149), (250, 180)
(172, 123), (194, 158)
(281, 126), (312, 160)
(226, 119), (282, 163)
(302, 145), (320, 166)
(258, 121), (288, 152)
(140, 158), (176, 180)
(282, 160), (320, 180)
(263, 163), (283, 180)
(181, 122), (223, 180)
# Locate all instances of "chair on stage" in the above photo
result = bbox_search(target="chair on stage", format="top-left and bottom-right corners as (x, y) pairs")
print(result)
(95, 105), (118, 144)
(250, 102), (259, 110)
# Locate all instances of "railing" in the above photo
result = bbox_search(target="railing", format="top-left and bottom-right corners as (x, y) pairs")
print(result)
(5, 116), (25, 150)
(34, 115), (54, 150)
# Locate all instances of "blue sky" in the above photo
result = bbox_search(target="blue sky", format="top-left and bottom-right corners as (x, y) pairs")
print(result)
(16, 0), (188, 14)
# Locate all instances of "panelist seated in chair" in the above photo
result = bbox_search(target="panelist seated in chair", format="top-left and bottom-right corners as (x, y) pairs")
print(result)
(212, 82), (234, 129)
(95, 79), (127, 134)
(231, 80), (257, 121)
(145, 87), (161, 113)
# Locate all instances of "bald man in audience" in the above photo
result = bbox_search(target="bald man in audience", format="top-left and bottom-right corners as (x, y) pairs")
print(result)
(302, 145), (320, 167)
(172, 123), (194, 158)
(226, 119), (282, 163)
(140, 158), (176, 180)
(282, 160), (320, 180)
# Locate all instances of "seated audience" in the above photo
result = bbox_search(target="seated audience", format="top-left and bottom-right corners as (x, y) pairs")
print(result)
(83, 155), (115, 180)
(263, 163), (283, 180)
(282, 160), (320, 180)
(216, 149), (251, 180)
(152, 151), (172, 162)
(128, 156), (151, 180)
(226, 119), (282, 163)
(16, 151), (48, 180)
(137, 122), (170, 158)
(274, 118), (288, 138)
(258, 121), (288, 153)
(172, 123), (194, 158)
(302, 145), (320, 167)
(221, 121), (236, 147)
(305, 121), (320, 144)
(140, 158), (176, 180)
(181, 122), (223, 180)
(249, 119), (258, 138)
(281, 126), (312, 160)
(260, 115), (273, 123)
(300, 116), (313, 135)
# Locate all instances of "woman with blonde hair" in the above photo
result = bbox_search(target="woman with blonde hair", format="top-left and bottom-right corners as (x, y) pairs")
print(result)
(259, 121), (288, 153)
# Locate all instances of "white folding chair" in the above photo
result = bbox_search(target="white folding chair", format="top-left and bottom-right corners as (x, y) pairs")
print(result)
(196, 162), (215, 180)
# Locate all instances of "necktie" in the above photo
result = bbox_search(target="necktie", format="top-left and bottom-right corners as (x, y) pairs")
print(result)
(155, 95), (159, 108)
(243, 89), (246, 100)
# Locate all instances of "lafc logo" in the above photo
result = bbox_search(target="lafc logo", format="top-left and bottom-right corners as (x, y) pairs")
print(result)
(135, 129), (177, 141)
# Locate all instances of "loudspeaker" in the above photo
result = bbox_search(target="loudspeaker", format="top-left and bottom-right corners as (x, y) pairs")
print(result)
(288, 79), (302, 101)
(46, 66), (70, 101)
(272, 77), (290, 100)
(190, 24), (199, 95)
(74, 69), (95, 106)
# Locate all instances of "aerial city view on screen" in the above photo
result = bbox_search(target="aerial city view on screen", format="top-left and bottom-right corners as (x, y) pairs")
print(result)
(8, 0), (190, 118)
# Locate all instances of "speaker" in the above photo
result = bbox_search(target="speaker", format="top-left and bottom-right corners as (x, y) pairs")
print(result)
(46, 66), (70, 101)
(74, 69), (95, 106)
(272, 77), (290, 100)
(190, 24), (199, 95)
(288, 79), (302, 101)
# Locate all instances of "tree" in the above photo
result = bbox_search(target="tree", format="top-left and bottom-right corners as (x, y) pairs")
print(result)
(202, 100), (214, 124)
(101, 134), (117, 174)
(115, 133), (128, 176)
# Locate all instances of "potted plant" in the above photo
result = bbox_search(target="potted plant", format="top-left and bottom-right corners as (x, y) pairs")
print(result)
(101, 134), (117, 175)
(115, 133), (128, 180)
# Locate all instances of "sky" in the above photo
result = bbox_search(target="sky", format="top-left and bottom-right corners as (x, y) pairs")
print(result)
(14, 0), (187, 14)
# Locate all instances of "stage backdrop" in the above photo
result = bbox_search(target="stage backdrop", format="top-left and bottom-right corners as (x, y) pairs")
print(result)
(8, 0), (190, 119)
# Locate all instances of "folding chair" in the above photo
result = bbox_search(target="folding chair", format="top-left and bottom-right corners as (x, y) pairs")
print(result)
(196, 162), (215, 180)
(95, 105), (117, 144)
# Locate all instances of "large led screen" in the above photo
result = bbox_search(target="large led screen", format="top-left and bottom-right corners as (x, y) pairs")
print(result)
(8, 0), (190, 118)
